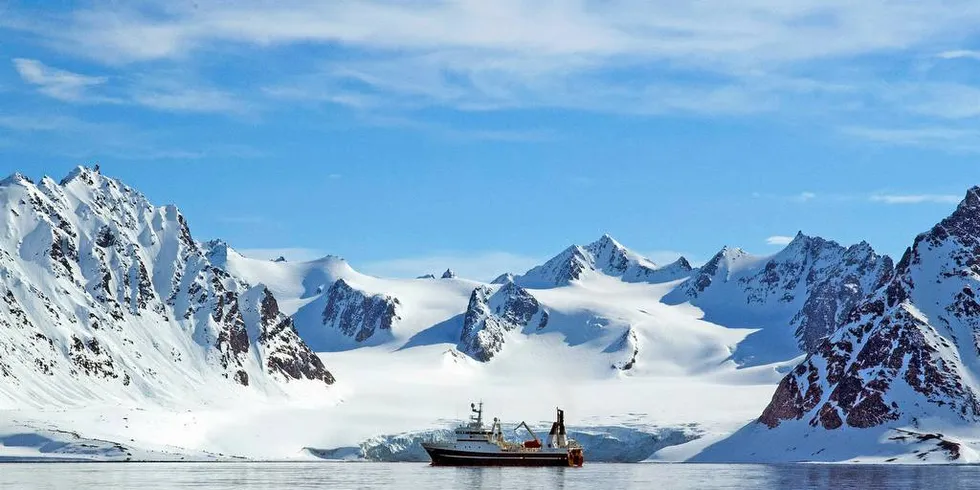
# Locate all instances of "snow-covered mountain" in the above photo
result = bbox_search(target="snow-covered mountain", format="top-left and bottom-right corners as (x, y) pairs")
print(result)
(694, 188), (980, 463)
(203, 239), (481, 353)
(666, 233), (893, 363)
(14, 165), (980, 464)
(0, 167), (332, 408)
(763, 189), (980, 427)
(512, 234), (692, 289)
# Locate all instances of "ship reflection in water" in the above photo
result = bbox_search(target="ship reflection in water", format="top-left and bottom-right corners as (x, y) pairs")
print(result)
(422, 402), (585, 467)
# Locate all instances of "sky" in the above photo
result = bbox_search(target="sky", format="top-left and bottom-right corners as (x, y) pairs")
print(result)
(1, 1), (980, 281)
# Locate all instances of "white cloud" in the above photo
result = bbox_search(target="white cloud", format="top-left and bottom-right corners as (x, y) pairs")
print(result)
(842, 126), (980, 154)
(794, 192), (817, 202)
(353, 113), (556, 142)
(7, 1), (980, 120)
(10, 58), (247, 115)
(896, 83), (980, 120)
(869, 194), (961, 204)
(5, 1), (980, 147)
(237, 247), (327, 262)
(358, 251), (543, 282)
(0, 114), (86, 131)
(12, 58), (109, 102)
(938, 50), (980, 61)
(129, 86), (247, 114)
(30, 1), (980, 67)
(766, 235), (795, 246)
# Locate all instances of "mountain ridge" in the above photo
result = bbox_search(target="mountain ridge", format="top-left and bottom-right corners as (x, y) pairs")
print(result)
(0, 166), (333, 408)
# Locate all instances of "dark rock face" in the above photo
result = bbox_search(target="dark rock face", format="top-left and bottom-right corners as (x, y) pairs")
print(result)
(459, 282), (548, 362)
(608, 328), (639, 371)
(254, 288), (335, 385)
(760, 188), (980, 431)
(440, 269), (456, 279)
(791, 242), (895, 353)
(322, 279), (401, 343)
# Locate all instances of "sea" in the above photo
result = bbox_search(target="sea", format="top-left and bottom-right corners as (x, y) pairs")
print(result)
(2, 462), (979, 489)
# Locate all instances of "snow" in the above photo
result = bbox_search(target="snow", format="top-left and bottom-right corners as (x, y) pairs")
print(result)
(6, 166), (980, 465)
(0, 257), (784, 461)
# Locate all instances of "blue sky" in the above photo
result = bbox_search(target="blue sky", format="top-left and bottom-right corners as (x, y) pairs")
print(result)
(2, 1), (980, 280)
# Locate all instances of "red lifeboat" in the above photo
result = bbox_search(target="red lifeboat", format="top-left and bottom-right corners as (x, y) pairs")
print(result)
(523, 440), (542, 449)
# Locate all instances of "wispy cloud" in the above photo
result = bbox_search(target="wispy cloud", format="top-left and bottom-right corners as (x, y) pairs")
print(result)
(894, 83), (980, 120)
(752, 191), (823, 202)
(938, 50), (980, 61)
(12, 58), (111, 102)
(0, 114), (88, 132)
(794, 192), (817, 203)
(766, 235), (795, 246)
(10, 58), (248, 115)
(869, 193), (961, 205)
(26, 2), (980, 68)
(7, 1), (980, 120)
(5, 1), (980, 146)
(359, 251), (543, 282)
(354, 113), (556, 142)
(842, 126), (980, 154)
(0, 112), (261, 161)
(130, 86), (248, 114)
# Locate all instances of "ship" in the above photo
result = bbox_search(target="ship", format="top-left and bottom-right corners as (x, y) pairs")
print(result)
(422, 402), (585, 467)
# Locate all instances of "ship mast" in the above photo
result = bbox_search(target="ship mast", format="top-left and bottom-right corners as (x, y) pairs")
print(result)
(470, 401), (483, 426)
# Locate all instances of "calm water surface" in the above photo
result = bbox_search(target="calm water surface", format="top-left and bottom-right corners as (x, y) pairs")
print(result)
(1, 462), (979, 489)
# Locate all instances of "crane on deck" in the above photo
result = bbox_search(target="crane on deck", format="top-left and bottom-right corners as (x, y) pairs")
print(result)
(514, 421), (542, 449)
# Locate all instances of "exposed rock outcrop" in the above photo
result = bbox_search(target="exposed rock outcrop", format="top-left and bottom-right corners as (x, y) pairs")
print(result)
(459, 282), (548, 361)
(322, 279), (401, 343)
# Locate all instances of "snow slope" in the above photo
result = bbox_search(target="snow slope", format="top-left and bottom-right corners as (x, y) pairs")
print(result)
(665, 233), (893, 365)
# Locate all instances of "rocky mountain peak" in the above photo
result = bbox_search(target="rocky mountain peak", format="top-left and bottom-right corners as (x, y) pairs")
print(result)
(515, 235), (689, 288)
(60, 165), (98, 186)
(673, 234), (892, 357)
(920, 187), (980, 248)
(321, 279), (401, 343)
(459, 282), (549, 362)
(585, 233), (626, 254)
(758, 190), (980, 433)
(1, 172), (33, 187)
(491, 273), (515, 284)
(441, 269), (456, 279)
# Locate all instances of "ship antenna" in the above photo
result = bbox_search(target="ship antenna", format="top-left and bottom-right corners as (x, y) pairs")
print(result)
(470, 401), (484, 425)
